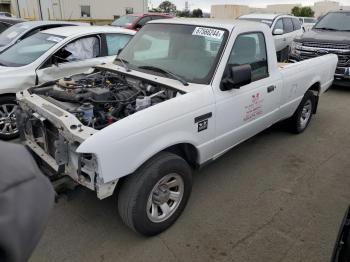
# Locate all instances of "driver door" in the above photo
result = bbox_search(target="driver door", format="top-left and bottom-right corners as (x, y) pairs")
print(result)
(214, 32), (281, 157)
(36, 35), (107, 84)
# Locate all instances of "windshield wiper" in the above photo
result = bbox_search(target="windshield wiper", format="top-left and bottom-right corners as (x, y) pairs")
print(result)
(138, 65), (189, 86)
(315, 27), (338, 31)
(115, 57), (131, 72)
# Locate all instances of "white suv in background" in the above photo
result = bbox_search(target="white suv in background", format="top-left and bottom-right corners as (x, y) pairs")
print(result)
(239, 14), (304, 61)
(298, 17), (317, 31)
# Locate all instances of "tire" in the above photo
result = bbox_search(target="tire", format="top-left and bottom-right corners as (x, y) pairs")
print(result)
(0, 95), (19, 140)
(288, 90), (316, 134)
(118, 152), (193, 236)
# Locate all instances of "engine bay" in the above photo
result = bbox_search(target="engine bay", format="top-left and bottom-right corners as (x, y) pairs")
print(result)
(31, 70), (182, 130)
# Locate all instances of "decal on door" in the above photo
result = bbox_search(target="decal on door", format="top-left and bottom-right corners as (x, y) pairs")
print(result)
(244, 93), (264, 122)
(198, 120), (208, 132)
(195, 112), (212, 133)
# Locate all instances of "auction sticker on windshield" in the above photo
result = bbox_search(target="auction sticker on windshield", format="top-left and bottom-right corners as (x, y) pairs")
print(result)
(192, 27), (224, 39)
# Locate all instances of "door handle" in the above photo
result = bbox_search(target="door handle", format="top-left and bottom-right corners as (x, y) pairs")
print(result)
(267, 85), (276, 93)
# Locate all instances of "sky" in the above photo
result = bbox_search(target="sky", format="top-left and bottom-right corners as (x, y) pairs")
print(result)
(149, 0), (350, 12)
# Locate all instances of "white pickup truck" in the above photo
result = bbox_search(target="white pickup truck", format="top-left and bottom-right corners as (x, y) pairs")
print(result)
(16, 19), (337, 236)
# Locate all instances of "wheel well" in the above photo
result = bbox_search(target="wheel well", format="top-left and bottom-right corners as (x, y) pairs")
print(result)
(163, 143), (199, 169)
(308, 82), (321, 113)
(308, 82), (321, 96)
(114, 143), (199, 197)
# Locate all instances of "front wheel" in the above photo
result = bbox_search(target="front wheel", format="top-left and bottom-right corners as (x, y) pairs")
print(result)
(288, 90), (316, 134)
(118, 152), (193, 236)
(0, 96), (19, 140)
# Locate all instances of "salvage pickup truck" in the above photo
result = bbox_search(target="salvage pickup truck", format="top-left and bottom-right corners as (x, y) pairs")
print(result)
(16, 19), (338, 236)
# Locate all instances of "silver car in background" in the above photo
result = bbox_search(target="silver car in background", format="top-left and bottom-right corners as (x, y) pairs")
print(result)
(298, 17), (317, 31)
(0, 20), (88, 53)
(0, 25), (135, 140)
(239, 14), (304, 61)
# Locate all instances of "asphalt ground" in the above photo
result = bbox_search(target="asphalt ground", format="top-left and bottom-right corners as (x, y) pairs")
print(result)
(27, 85), (350, 262)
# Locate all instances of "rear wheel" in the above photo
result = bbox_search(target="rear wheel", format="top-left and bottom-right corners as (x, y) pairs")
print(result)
(0, 95), (19, 140)
(288, 91), (316, 134)
(118, 152), (192, 236)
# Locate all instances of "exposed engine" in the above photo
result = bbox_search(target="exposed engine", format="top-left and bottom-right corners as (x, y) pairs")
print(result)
(31, 70), (181, 130)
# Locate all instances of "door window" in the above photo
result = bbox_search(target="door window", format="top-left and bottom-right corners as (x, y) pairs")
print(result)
(228, 32), (268, 81)
(292, 18), (302, 30)
(105, 33), (132, 56)
(61, 36), (100, 62)
(273, 19), (284, 33)
(283, 18), (294, 33)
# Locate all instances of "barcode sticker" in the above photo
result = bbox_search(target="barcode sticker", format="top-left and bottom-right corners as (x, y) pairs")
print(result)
(192, 27), (224, 39)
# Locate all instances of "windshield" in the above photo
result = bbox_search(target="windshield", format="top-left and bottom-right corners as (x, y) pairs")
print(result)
(118, 24), (228, 84)
(0, 32), (64, 67)
(112, 15), (138, 27)
(314, 12), (350, 31)
(239, 18), (273, 27)
(0, 23), (30, 46)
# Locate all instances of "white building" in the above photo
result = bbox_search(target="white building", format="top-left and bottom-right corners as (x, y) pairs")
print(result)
(211, 5), (250, 19)
(11, 0), (147, 20)
(314, 1), (340, 17)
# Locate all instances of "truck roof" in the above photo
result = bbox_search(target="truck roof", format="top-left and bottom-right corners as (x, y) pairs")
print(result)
(42, 25), (136, 37)
(148, 18), (266, 31)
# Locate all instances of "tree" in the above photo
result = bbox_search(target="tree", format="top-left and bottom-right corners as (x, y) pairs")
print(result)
(300, 7), (315, 17)
(158, 1), (177, 13)
(177, 10), (191, 17)
(192, 8), (203, 18)
(291, 6), (315, 17)
(291, 6), (301, 17)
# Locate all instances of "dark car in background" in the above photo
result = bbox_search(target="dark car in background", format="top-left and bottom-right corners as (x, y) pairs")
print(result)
(290, 11), (350, 85)
(111, 13), (173, 31)
(0, 17), (26, 34)
(0, 12), (14, 17)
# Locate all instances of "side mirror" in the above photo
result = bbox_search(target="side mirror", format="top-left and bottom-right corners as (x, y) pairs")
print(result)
(221, 64), (252, 91)
(273, 28), (284, 35)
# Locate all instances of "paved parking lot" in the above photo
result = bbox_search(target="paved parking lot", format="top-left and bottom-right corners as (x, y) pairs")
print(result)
(29, 86), (350, 262)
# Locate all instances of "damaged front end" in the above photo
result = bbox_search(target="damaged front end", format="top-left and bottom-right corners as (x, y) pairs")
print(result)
(16, 68), (181, 199)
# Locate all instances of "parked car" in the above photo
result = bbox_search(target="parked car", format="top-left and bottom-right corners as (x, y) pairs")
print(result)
(0, 26), (135, 139)
(298, 17), (317, 31)
(0, 20), (88, 53)
(290, 11), (350, 86)
(111, 13), (173, 31)
(0, 12), (14, 17)
(239, 14), (304, 61)
(17, 19), (337, 236)
(0, 17), (26, 34)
